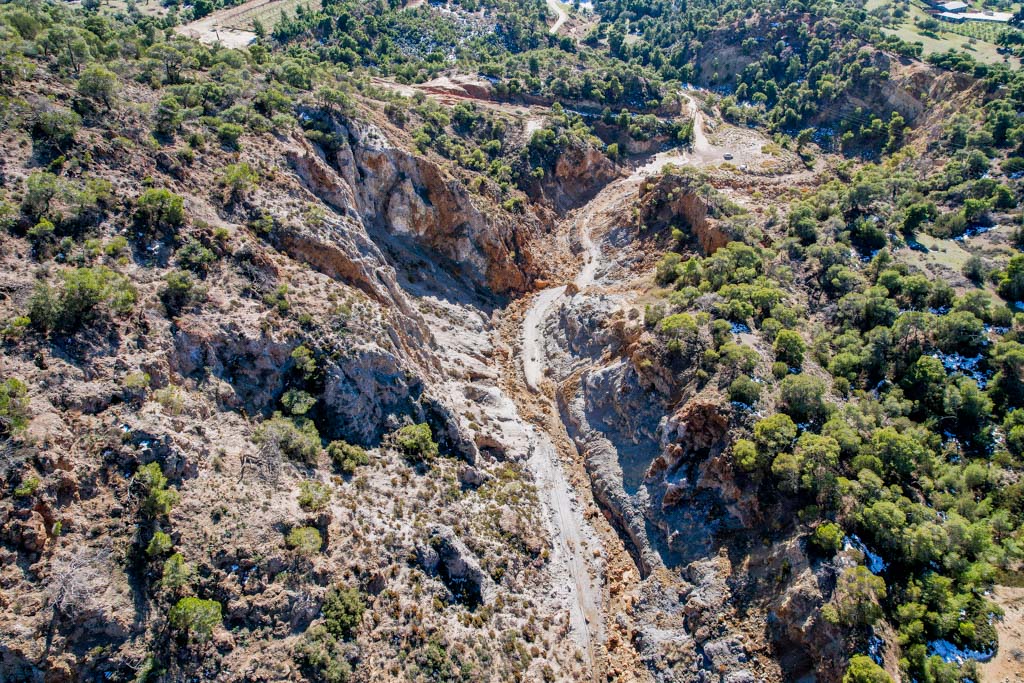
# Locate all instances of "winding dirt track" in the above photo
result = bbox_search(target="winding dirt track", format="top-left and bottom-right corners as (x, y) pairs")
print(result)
(515, 90), (823, 679)
(546, 0), (569, 34)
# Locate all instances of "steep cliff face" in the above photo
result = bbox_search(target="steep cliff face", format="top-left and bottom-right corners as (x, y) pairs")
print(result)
(637, 171), (732, 255)
(289, 113), (541, 294)
(526, 142), (619, 214)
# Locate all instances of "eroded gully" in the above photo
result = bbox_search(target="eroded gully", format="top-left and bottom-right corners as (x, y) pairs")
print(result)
(512, 93), (731, 681)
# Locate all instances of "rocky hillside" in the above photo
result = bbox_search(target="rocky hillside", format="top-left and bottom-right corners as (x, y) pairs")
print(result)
(3, 1), (1024, 683)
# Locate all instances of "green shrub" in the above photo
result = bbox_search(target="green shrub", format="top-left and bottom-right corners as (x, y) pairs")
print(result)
(811, 522), (844, 555)
(842, 656), (892, 683)
(154, 385), (185, 415)
(27, 219), (56, 258)
(322, 585), (364, 640)
(22, 171), (61, 219)
(395, 423), (438, 464)
(779, 374), (830, 423)
(160, 271), (207, 316)
(218, 162), (259, 198)
(754, 413), (797, 458)
(732, 438), (759, 472)
(286, 526), (323, 555)
(33, 107), (81, 149)
(135, 188), (185, 235)
(176, 238), (217, 273)
(772, 361), (789, 379)
(826, 566), (886, 629)
(728, 375), (761, 406)
(0, 377), (30, 436)
(104, 236), (129, 257)
(295, 625), (352, 683)
(146, 530), (173, 557)
(281, 389), (316, 416)
(327, 440), (368, 474)
(254, 414), (321, 464)
(217, 122), (245, 149)
(162, 553), (194, 590)
(291, 345), (317, 378)
(155, 95), (184, 136)
(14, 476), (39, 497)
(136, 462), (180, 517)
(2, 316), (30, 341)
(124, 372), (151, 392)
(773, 329), (805, 367)
(298, 480), (331, 511)
(999, 254), (1024, 302)
(77, 64), (117, 108)
(28, 267), (136, 333)
(168, 597), (222, 642)
(263, 284), (289, 313)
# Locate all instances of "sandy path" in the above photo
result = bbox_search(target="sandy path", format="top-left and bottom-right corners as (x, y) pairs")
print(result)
(981, 585), (1024, 683)
(547, 0), (568, 34)
(174, 0), (274, 47)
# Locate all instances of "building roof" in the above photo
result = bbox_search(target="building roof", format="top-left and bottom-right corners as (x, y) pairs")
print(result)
(940, 1), (969, 11)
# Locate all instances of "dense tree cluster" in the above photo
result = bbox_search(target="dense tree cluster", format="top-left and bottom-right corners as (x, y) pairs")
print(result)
(648, 150), (1023, 680)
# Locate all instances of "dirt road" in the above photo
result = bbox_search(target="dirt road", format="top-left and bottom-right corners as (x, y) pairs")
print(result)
(175, 0), (270, 47)
(547, 0), (568, 34)
(512, 78), (829, 679)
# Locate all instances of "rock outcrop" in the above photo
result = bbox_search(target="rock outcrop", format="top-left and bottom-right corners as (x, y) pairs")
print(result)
(288, 114), (540, 294)
(418, 525), (497, 608)
(637, 169), (731, 255)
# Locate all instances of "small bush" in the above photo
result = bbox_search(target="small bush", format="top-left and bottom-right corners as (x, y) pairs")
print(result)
(218, 162), (259, 198)
(216, 122), (245, 149)
(842, 655), (892, 683)
(282, 389), (316, 416)
(162, 553), (194, 590)
(294, 625), (352, 683)
(124, 372), (151, 392)
(327, 440), (368, 474)
(14, 476), (39, 498)
(135, 188), (185, 236)
(154, 385), (185, 415)
(322, 585), (364, 640)
(263, 284), (289, 313)
(77, 64), (118, 108)
(27, 219), (56, 258)
(160, 271), (207, 316)
(773, 329), (805, 367)
(0, 377), (30, 436)
(298, 480), (330, 511)
(29, 267), (137, 333)
(395, 423), (438, 464)
(33, 107), (81, 150)
(136, 462), (180, 517)
(732, 439), (759, 472)
(779, 374), (830, 423)
(728, 375), (761, 406)
(176, 238), (217, 273)
(155, 96), (184, 136)
(811, 522), (844, 555)
(22, 171), (62, 219)
(292, 345), (317, 378)
(168, 597), (222, 642)
(286, 526), (323, 556)
(254, 414), (321, 464)
(146, 530), (173, 557)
